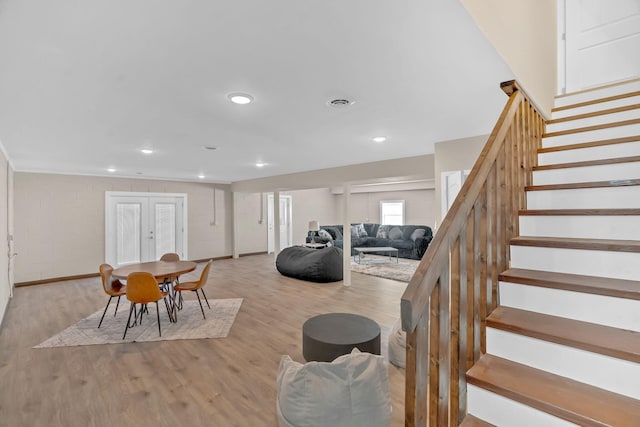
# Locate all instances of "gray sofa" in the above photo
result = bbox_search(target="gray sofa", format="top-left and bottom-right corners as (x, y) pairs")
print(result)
(306, 223), (433, 260)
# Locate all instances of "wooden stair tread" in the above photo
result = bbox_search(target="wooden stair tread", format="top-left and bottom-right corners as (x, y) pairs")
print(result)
(552, 90), (640, 113)
(511, 236), (640, 253)
(459, 414), (496, 427)
(499, 268), (640, 300)
(538, 135), (640, 153)
(487, 306), (640, 363)
(533, 155), (640, 171)
(526, 178), (640, 191)
(543, 118), (640, 138)
(519, 208), (640, 216)
(547, 103), (640, 125)
(467, 354), (640, 426)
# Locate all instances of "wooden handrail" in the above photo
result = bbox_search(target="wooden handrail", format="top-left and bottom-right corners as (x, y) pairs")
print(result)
(401, 80), (545, 426)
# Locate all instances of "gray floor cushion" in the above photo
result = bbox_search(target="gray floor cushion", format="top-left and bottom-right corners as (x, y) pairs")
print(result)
(276, 246), (343, 283)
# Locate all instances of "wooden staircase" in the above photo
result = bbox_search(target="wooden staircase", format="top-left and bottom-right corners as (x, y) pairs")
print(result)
(465, 79), (640, 425)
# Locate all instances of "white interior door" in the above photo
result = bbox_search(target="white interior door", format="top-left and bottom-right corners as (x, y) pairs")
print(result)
(267, 194), (292, 253)
(106, 192), (187, 267)
(564, 0), (640, 92)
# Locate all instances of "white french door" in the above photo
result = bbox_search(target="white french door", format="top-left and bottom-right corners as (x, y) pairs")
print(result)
(105, 192), (187, 267)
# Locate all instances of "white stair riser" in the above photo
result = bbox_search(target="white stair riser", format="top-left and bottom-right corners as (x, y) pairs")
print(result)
(499, 282), (640, 331)
(510, 246), (640, 281)
(542, 122), (640, 148)
(486, 328), (640, 399)
(552, 95), (640, 120)
(467, 385), (578, 427)
(538, 141), (640, 165)
(555, 80), (640, 108)
(532, 162), (640, 185)
(527, 186), (640, 209)
(547, 109), (640, 133)
(519, 215), (640, 240)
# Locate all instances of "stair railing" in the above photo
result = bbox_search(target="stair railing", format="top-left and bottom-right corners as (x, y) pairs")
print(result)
(401, 80), (545, 426)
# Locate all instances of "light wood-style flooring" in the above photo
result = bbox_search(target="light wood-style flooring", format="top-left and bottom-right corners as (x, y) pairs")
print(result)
(0, 254), (406, 426)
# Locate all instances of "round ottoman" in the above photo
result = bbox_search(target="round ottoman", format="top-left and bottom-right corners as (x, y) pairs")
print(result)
(302, 313), (381, 362)
(276, 246), (343, 282)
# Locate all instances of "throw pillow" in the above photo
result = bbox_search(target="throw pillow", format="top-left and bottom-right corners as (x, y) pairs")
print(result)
(355, 223), (367, 238)
(410, 228), (426, 241)
(318, 229), (333, 240)
(376, 225), (391, 239)
(388, 227), (402, 240)
(276, 348), (392, 427)
(388, 318), (406, 369)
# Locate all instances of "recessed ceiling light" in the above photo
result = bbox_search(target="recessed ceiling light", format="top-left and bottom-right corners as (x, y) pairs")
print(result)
(228, 93), (254, 105)
(140, 148), (153, 154)
(372, 136), (387, 143)
(198, 174), (205, 179)
(255, 162), (266, 168)
(107, 168), (117, 173)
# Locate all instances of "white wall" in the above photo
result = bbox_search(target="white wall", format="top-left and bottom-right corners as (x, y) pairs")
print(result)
(460, 0), (557, 117)
(334, 189), (436, 228)
(13, 173), (233, 283)
(287, 188), (338, 246)
(0, 148), (12, 326)
(434, 135), (487, 226)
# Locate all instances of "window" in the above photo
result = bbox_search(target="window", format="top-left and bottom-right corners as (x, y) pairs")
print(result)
(380, 200), (405, 225)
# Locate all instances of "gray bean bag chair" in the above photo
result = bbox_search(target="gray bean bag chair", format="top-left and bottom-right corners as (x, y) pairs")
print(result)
(276, 246), (343, 282)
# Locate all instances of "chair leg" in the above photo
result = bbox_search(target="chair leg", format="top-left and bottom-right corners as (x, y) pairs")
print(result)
(156, 301), (161, 337)
(114, 295), (121, 316)
(200, 288), (211, 309)
(98, 296), (114, 328)
(163, 296), (175, 323)
(123, 303), (135, 340)
(195, 290), (205, 319)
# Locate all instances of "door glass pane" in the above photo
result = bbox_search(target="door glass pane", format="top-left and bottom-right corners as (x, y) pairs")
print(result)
(155, 203), (176, 258)
(116, 203), (141, 265)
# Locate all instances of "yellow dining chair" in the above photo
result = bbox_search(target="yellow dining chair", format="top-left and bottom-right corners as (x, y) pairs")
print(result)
(173, 260), (213, 319)
(159, 253), (180, 262)
(98, 264), (126, 328)
(123, 271), (174, 339)
(158, 252), (181, 291)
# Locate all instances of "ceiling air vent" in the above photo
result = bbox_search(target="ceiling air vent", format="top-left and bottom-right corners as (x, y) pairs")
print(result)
(328, 98), (354, 108)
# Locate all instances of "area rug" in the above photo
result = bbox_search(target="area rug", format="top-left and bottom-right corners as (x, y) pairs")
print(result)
(350, 255), (420, 283)
(34, 298), (243, 348)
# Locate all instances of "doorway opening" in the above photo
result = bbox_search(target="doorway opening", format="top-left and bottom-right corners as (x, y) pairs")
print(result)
(267, 194), (293, 253)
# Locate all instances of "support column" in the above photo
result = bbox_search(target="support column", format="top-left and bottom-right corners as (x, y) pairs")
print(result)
(342, 183), (351, 286)
(232, 191), (240, 259)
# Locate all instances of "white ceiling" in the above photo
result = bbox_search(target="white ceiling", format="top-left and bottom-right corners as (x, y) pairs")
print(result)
(0, 0), (513, 184)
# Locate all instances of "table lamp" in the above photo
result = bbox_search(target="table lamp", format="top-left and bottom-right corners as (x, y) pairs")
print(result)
(308, 220), (320, 243)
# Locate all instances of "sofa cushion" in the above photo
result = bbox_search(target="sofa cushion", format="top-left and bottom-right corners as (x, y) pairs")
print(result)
(410, 228), (426, 241)
(388, 227), (403, 240)
(318, 229), (333, 240)
(323, 226), (343, 241)
(351, 223), (367, 238)
(376, 225), (392, 239)
(388, 319), (406, 369)
(276, 348), (391, 427)
(390, 239), (413, 249)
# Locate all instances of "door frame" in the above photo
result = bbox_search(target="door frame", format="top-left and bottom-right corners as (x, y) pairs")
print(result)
(105, 191), (188, 266)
